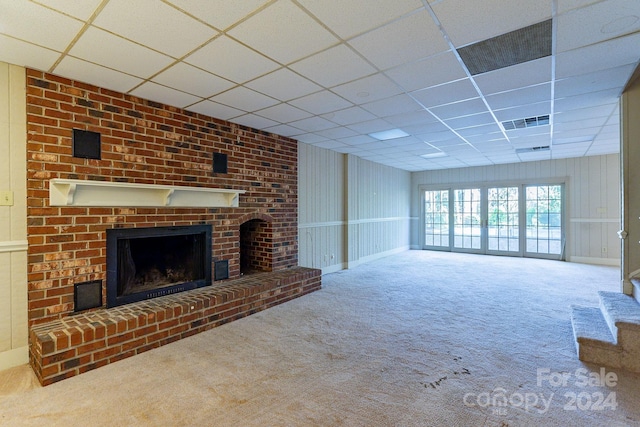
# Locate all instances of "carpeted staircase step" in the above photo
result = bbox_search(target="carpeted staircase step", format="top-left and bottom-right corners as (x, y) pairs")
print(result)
(570, 305), (617, 348)
(598, 291), (640, 341)
(570, 305), (621, 368)
(632, 278), (640, 305)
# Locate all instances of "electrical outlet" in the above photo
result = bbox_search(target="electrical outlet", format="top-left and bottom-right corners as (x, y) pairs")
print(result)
(0, 191), (13, 206)
(602, 247), (608, 254)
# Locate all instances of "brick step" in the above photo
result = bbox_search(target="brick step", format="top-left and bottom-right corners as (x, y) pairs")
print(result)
(30, 267), (321, 386)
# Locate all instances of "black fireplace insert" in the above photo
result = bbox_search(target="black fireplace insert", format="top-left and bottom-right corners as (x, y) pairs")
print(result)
(106, 225), (212, 308)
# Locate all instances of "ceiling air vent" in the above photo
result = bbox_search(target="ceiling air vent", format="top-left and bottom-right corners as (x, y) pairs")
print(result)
(515, 146), (550, 154)
(457, 19), (552, 75)
(502, 115), (549, 131)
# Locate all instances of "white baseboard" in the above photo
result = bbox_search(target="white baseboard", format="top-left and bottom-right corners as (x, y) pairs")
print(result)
(0, 346), (29, 372)
(321, 263), (347, 275)
(569, 256), (621, 267)
(347, 246), (410, 270)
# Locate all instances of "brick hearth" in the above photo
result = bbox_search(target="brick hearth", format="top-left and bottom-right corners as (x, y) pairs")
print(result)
(30, 268), (320, 386)
(25, 68), (320, 385)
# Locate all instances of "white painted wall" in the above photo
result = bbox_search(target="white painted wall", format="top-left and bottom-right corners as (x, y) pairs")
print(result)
(410, 154), (621, 265)
(0, 62), (28, 370)
(298, 144), (411, 273)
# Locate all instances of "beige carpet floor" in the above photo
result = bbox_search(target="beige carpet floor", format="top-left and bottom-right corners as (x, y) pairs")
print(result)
(1, 250), (639, 426)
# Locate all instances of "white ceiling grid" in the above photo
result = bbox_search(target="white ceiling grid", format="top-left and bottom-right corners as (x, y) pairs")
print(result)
(0, 0), (638, 171)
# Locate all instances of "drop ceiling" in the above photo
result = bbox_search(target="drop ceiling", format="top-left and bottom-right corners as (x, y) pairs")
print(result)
(1, 0), (639, 171)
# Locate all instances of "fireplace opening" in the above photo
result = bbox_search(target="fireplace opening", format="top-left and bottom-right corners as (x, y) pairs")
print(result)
(106, 225), (212, 307)
(240, 219), (272, 275)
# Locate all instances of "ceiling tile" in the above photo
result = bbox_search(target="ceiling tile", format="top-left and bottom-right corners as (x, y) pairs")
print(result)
(93, 0), (217, 58)
(211, 86), (279, 112)
(322, 106), (377, 126)
(361, 94), (422, 117)
(555, 88), (621, 113)
(289, 90), (352, 114)
(228, 0), (338, 64)
(0, 0), (83, 50)
(401, 121), (450, 135)
(54, 56), (143, 93)
(338, 135), (377, 146)
(332, 73), (403, 104)
(167, 0), (270, 31)
(245, 68), (321, 101)
(554, 64), (635, 98)
(385, 50), (467, 92)
(290, 116), (337, 132)
(444, 112), (495, 129)
(556, 0), (640, 52)
(289, 44), (376, 88)
(314, 126), (359, 139)
(263, 124), (304, 137)
(296, 133), (330, 144)
(347, 119), (394, 134)
(153, 63), (234, 98)
(384, 110), (440, 127)
(474, 57), (552, 95)
(432, 0), (552, 47)
(130, 82), (201, 109)
(231, 114), (279, 129)
(486, 83), (551, 110)
(456, 124), (503, 137)
(0, 34), (60, 70)
(187, 100), (244, 120)
(555, 31), (640, 78)
(312, 140), (350, 150)
(185, 35), (279, 84)
(554, 103), (618, 123)
(297, 0), (423, 39)
(34, 0), (103, 20)
(255, 103), (312, 123)
(430, 98), (488, 120)
(349, 9), (450, 70)
(69, 27), (174, 78)
(412, 78), (478, 108)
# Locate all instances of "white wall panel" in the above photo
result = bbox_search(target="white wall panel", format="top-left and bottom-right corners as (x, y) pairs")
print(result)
(298, 144), (411, 273)
(411, 154), (620, 265)
(0, 62), (28, 370)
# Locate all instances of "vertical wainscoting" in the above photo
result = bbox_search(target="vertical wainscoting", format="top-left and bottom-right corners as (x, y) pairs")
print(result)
(410, 154), (620, 265)
(298, 144), (411, 274)
(0, 62), (28, 370)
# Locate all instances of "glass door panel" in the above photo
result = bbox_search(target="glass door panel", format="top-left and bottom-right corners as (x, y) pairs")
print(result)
(424, 189), (450, 249)
(487, 186), (520, 254)
(525, 185), (563, 258)
(453, 188), (482, 251)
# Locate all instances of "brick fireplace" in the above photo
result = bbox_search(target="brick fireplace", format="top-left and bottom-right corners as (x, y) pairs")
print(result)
(25, 69), (321, 385)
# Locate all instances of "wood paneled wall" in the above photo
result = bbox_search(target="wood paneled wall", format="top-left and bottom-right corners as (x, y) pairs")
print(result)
(298, 144), (411, 273)
(411, 154), (621, 265)
(0, 62), (28, 369)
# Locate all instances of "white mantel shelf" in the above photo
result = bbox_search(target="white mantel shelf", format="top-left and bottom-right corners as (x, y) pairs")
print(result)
(49, 179), (245, 208)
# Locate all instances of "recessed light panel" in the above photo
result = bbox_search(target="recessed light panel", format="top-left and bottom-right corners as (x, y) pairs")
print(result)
(368, 128), (409, 140)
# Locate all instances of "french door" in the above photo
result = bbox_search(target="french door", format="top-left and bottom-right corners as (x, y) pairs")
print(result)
(423, 184), (564, 259)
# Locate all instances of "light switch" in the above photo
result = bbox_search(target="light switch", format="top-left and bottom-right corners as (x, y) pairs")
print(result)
(0, 191), (14, 206)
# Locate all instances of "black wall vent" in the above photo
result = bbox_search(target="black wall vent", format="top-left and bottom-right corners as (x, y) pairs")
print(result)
(73, 129), (101, 159)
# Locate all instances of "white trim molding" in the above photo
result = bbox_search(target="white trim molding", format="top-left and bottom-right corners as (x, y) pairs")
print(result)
(0, 240), (28, 253)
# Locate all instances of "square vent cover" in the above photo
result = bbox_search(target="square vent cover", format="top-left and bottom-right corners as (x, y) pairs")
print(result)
(502, 115), (549, 131)
(458, 20), (552, 75)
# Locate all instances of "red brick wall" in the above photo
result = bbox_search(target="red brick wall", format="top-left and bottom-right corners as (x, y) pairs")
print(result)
(26, 68), (298, 327)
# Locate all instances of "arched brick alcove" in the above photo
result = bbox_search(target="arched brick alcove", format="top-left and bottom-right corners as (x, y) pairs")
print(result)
(238, 213), (274, 275)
